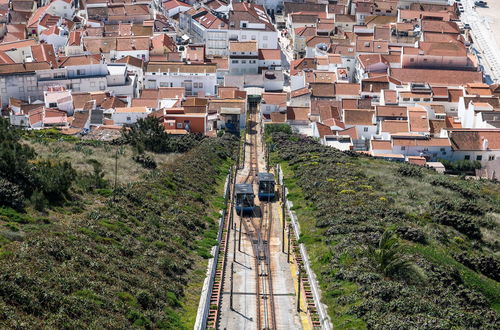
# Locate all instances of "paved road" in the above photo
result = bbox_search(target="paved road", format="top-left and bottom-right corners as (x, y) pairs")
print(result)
(461, 0), (500, 83)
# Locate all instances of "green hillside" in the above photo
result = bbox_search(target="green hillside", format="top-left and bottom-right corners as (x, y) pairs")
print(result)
(0, 120), (236, 328)
(268, 129), (500, 329)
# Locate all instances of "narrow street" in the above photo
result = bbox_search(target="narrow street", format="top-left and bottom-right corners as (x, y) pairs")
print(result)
(461, 0), (500, 83)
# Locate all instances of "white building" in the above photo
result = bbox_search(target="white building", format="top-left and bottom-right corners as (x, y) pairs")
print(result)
(343, 109), (377, 140)
(162, 0), (191, 18)
(144, 62), (218, 96)
(228, 2), (278, 50)
(110, 106), (152, 126)
(0, 62), (50, 106)
(46, 0), (75, 18)
(39, 26), (68, 52)
(447, 129), (500, 163)
(229, 41), (259, 75)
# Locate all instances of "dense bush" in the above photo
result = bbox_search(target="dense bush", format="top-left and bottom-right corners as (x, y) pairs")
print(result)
(454, 252), (500, 281)
(396, 163), (424, 177)
(396, 226), (426, 244)
(133, 153), (157, 169)
(430, 176), (478, 199)
(0, 118), (78, 208)
(0, 178), (24, 211)
(433, 210), (482, 240)
(439, 159), (481, 174)
(264, 123), (292, 136)
(0, 118), (36, 194)
(33, 160), (76, 203)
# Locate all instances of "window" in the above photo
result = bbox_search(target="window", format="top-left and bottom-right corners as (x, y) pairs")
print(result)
(251, 35), (256, 40)
(18, 87), (24, 92)
(232, 60), (238, 64)
(403, 98), (410, 101)
(423, 98), (431, 101)
(262, 43), (267, 48)
(242, 34), (247, 39)
(440, 148), (446, 152)
(423, 59), (428, 62)
(476, 155), (482, 161)
(49, 102), (57, 108)
(263, 35), (268, 40)
(363, 127), (368, 132)
(401, 146), (406, 151)
(242, 23), (247, 28)
(241, 60), (246, 64)
(464, 155), (470, 160)
(413, 98), (420, 101)
(489, 155), (495, 161)
(410, 58), (414, 63)
(193, 82), (198, 88)
(126, 116), (131, 121)
(199, 82), (203, 88)
(177, 122), (183, 128)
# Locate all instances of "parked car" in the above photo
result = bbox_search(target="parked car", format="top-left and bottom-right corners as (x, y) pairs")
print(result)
(464, 23), (471, 29)
(475, 1), (487, 6)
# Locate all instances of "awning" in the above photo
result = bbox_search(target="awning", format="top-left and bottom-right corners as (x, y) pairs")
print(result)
(181, 34), (190, 41)
(220, 107), (241, 115)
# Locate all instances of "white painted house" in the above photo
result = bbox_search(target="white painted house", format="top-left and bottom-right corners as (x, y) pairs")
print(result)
(144, 62), (218, 96)
(229, 41), (259, 75)
(46, 0), (75, 19)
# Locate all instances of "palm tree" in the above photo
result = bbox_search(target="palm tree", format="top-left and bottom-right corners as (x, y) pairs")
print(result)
(370, 229), (426, 282)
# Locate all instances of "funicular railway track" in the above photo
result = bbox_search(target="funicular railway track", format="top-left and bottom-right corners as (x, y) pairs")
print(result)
(241, 106), (277, 330)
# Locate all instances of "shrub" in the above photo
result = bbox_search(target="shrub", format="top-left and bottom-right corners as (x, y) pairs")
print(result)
(264, 123), (292, 137)
(397, 163), (423, 178)
(30, 190), (48, 211)
(396, 226), (426, 244)
(76, 159), (109, 192)
(0, 118), (36, 195)
(433, 210), (482, 240)
(454, 252), (500, 281)
(0, 178), (24, 211)
(439, 159), (481, 174)
(33, 160), (76, 202)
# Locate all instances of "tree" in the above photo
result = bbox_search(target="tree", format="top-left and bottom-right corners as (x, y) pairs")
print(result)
(33, 160), (76, 202)
(370, 229), (426, 282)
(0, 117), (36, 194)
(122, 117), (171, 153)
(122, 117), (205, 154)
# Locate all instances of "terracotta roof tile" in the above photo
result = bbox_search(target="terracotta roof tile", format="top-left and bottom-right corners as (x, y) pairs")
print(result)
(380, 120), (409, 133)
(344, 109), (375, 126)
(449, 129), (500, 150)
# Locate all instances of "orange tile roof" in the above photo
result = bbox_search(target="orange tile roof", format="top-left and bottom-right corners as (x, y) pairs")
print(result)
(344, 109), (375, 126)
(408, 108), (430, 132)
(371, 139), (392, 150)
(381, 120), (409, 133)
